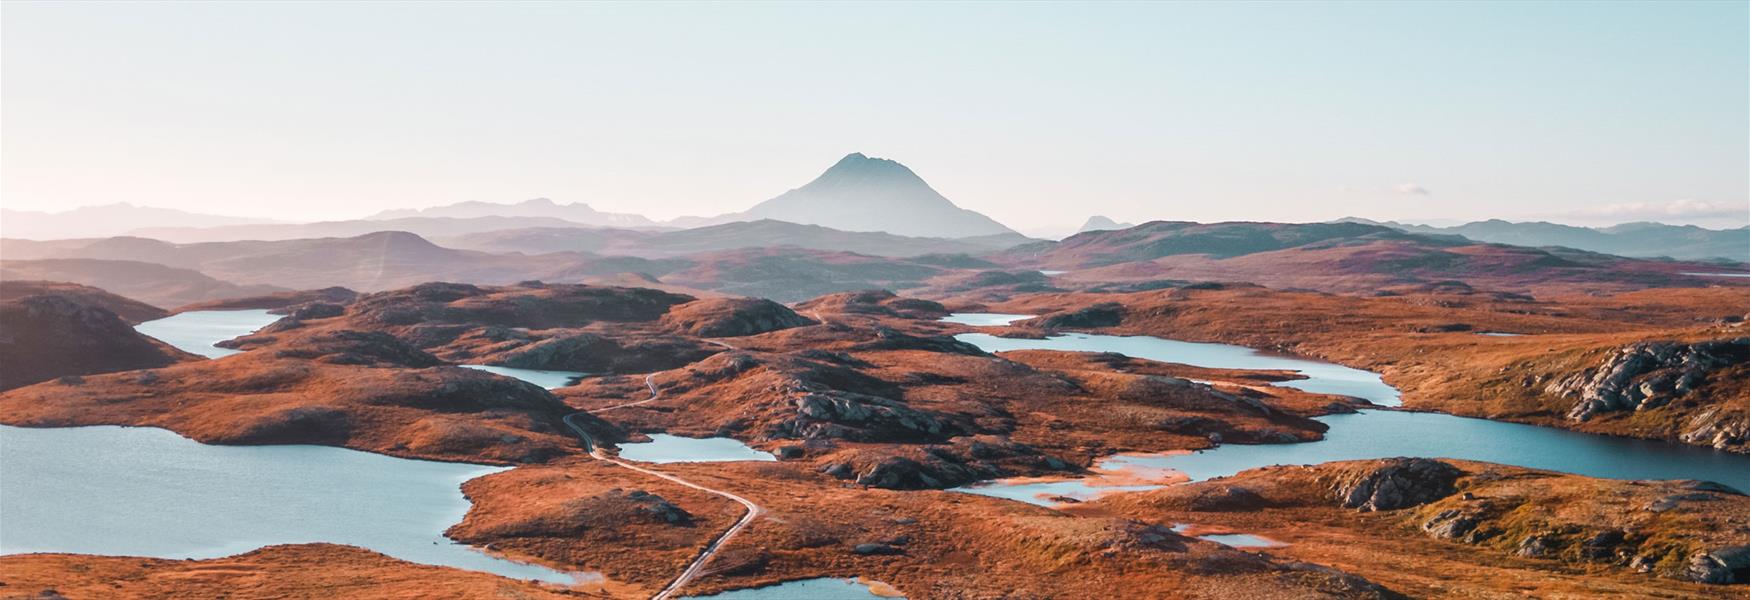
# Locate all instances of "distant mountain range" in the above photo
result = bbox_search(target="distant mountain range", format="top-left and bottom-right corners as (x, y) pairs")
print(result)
(0, 203), (278, 240)
(677, 153), (1019, 238)
(0, 258), (286, 309)
(439, 219), (1033, 258)
(0, 231), (967, 303)
(998, 221), (1741, 296)
(127, 215), (599, 244)
(368, 197), (658, 228)
(1340, 218), (1747, 262)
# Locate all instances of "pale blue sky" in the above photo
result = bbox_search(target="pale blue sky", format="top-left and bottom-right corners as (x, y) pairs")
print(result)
(4, 1), (1746, 229)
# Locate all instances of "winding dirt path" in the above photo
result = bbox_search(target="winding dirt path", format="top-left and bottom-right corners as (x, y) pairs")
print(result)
(562, 351), (761, 600)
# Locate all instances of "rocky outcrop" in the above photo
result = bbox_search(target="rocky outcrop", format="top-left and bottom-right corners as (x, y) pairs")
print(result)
(0, 280), (167, 323)
(1687, 545), (1750, 584)
(492, 333), (718, 374)
(463, 488), (693, 538)
(224, 329), (443, 368)
(659, 297), (815, 338)
(1330, 458), (1462, 511)
(780, 390), (953, 443)
(792, 289), (947, 319)
(349, 282), (693, 329)
(179, 287), (359, 313)
(1680, 407), (1750, 452)
(1039, 302), (1125, 329)
(1550, 338), (1749, 422)
(819, 436), (1069, 490)
(854, 327), (988, 356)
(0, 291), (192, 390)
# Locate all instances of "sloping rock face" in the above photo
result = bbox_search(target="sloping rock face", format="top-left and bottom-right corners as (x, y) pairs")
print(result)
(659, 297), (815, 338)
(350, 282), (693, 330)
(1040, 303), (1126, 329)
(222, 328), (442, 368)
(1330, 458), (1463, 511)
(818, 436), (1068, 490)
(792, 289), (948, 319)
(1688, 545), (1750, 585)
(1682, 407), (1750, 453)
(1551, 338), (1750, 422)
(488, 332), (717, 373)
(0, 280), (168, 323)
(0, 291), (191, 390)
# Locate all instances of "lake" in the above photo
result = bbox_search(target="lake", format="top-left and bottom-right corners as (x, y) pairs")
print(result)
(461, 364), (590, 390)
(955, 331), (1400, 406)
(0, 424), (580, 584)
(618, 434), (777, 463)
(134, 309), (280, 358)
(682, 577), (899, 599)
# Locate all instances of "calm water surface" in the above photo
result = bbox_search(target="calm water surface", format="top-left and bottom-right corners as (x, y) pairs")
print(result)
(618, 434), (777, 463)
(938, 313), (1035, 327)
(956, 331), (1399, 406)
(0, 425), (579, 583)
(681, 578), (898, 599)
(462, 365), (589, 390)
(134, 310), (279, 358)
(948, 314), (1750, 504)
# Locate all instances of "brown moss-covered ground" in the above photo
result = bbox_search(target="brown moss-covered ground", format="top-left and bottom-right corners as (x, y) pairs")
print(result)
(0, 544), (607, 600)
(1076, 459), (1750, 598)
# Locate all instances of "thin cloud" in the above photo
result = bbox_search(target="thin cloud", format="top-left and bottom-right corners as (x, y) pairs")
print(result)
(1582, 198), (1743, 220)
(1338, 183), (1431, 195)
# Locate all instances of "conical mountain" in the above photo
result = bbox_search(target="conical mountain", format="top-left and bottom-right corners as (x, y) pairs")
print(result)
(735, 153), (1018, 238)
(1077, 215), (1135, 233)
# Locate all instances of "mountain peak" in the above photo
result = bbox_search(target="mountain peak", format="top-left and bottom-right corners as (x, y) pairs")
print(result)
(726, 153), (1018, 239)
(1078, 215), (1136, 233)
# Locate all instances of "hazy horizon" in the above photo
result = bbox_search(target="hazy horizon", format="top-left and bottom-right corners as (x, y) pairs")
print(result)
(4, 2), (1746, 230)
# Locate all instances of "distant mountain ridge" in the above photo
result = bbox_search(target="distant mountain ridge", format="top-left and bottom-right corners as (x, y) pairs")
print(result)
(440, 219), (1035, 258)
(368, 198), (658, 228)
(1, 203), (278, 240)
(125, 215), (597, 244)
(996, 220), (1739, 296)
(1340, 217), (1748, 262)
(686, 153), (1019, 239)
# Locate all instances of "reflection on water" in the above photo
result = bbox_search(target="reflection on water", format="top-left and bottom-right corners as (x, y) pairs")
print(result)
(0, 425), (581, 583)
(1172, 525), (1285, 548)
(939, 313), (1035, 327)
(617, 434), (777, 463)
(461, 364), (588, 389)
(134, 310), (280, 358)
(681, 577), (900, 599)
(956, 331), (1400, 406)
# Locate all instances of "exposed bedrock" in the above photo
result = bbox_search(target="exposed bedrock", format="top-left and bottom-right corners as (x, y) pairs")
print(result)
(1551, 338), (1748, 422)
(659, 297), (815, 338)
(1329, 458), (1463, 512)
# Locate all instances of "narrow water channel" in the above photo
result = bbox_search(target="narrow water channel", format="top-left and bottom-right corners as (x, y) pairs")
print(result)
(944, 313), (1750, 504)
